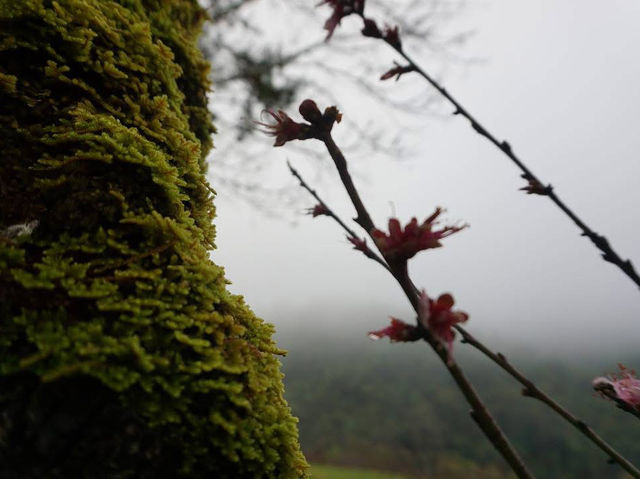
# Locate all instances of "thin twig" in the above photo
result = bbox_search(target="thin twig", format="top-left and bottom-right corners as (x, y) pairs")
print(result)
(316, 130), (534, 479)
(287, 160), (391, 272)
(456, 325), (640, 478)
(373, 28), (640, 290)
(297, 137), (639, 474)
(314, 12), (640, 476)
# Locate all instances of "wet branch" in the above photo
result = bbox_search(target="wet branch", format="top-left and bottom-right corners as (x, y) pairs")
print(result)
(456, 325), (640, 478)
(293, 133), (640, 476)
(376, 30), (640, 290)
(311, 128), (535, 479)
(287, 160), (391, 272)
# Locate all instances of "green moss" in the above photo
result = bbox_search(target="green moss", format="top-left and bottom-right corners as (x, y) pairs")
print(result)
(0, 0), (307, 477)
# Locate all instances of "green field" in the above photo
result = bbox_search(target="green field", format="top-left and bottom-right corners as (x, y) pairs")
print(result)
(311, 464), (409, 479)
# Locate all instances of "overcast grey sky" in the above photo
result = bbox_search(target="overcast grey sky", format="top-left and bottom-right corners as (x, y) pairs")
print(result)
(208, 0), (640, 358)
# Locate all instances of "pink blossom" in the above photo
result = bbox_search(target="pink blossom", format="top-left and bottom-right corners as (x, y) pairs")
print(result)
(368, 318), (419, 343)
(418, 289), (468, 358)
(255, 109), (305, 147)
(593, 364), (640, 409)
(371, 208), (466, 260)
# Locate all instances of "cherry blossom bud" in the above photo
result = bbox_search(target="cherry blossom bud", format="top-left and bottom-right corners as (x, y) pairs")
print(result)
(348, 236), (369, 253)
(323, 105), (342, 124)
(368, 318), (419, 342)
(361, 18), (381, 38)
(255, 109), (307, 147)
(299, 99), (323, 124)
(383, 25), (401, 49)
(520, 176), (552, 196)
(306, 204), (330, 218)
(380, 64), (415, 81)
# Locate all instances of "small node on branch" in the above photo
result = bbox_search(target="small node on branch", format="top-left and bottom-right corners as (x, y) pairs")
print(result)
(471, 121), (484, 135)
(589, 233), (610, 251)
(361, 17), (381, 38)
(348, 235), (369, 253)
(323, 105), (342, 125)
(306, 203), (330, 218)
(576, 421), (589, 432)
(521, 387), (534, 398)
(380, 62), (415, 81)
(469, 410), (480, 423)
(519, 177), (552, 196)
(382, 25), (402, 49)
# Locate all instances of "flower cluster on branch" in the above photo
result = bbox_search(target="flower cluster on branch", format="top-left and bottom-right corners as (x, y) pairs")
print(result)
(418, 290), (468, 358)
(257, 79), (640, 476)
(371, 210), (466, 262)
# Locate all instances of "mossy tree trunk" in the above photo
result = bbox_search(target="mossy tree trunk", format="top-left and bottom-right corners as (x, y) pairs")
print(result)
(0, 1), (307, 477)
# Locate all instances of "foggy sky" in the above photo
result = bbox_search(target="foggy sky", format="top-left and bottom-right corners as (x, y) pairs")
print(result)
(208, 0), (640, 359)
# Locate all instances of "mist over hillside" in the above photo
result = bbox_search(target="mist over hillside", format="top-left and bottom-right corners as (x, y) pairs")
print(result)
(271, 300), (639, 364)
(276, 313), (640, 479)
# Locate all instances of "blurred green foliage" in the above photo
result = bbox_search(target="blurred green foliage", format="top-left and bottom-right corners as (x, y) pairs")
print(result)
(282, 338), (640, 479)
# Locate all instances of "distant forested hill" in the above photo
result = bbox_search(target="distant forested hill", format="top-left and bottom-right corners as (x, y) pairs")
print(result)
(280, 335), (640, 479)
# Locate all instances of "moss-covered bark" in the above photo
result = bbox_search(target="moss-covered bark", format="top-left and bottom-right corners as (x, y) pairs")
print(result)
(0, 1), (307, 477)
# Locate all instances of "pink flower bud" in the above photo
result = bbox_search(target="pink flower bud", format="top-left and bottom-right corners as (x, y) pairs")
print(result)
(380, 63), (415, 81)
(361, 18), (381, 38)
(306, 203), (330, 217)
(299, 99), (323, 124)
(520, 177), (551, 196)
(383, 25), (401, 49)
(348, 236), (369, 253)
(368, 318), (419, 343)
(255, 109), (306, 147)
